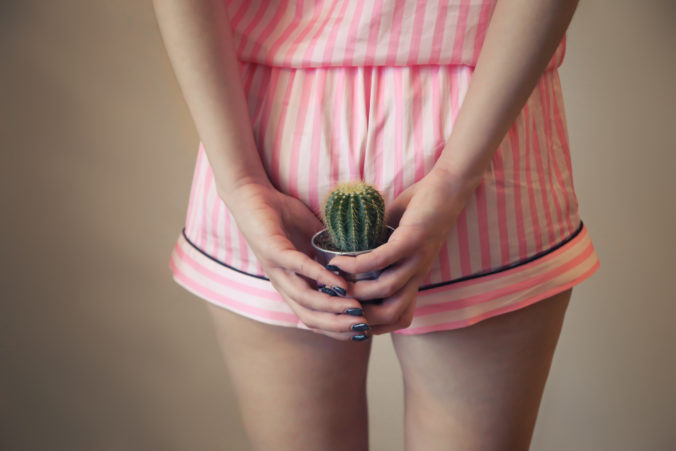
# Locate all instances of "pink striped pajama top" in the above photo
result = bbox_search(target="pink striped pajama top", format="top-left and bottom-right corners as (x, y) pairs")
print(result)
(169, 0), (600, 335)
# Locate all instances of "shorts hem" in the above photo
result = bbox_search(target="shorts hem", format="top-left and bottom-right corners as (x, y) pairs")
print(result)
(178, 221), (585, 290)
(168, 222), (599, 335)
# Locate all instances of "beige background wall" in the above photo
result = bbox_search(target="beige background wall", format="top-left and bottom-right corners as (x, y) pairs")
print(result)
(2, 1), (674, 450)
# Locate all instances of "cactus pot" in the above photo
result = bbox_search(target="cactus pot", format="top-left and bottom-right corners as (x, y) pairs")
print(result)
(311, 225), (396, 283)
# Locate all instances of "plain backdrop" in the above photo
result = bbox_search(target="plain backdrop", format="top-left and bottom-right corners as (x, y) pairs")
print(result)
(1, 0), (674, 450)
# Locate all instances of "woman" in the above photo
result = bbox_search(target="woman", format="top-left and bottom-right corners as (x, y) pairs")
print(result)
(153, 0), (599, 449)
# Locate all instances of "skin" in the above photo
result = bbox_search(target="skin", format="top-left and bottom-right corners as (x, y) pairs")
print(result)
(205, 288), (572, 450)
(390, 288), (573, 451)
(205, 303), (373, 451)
(153, 0), (580, 448)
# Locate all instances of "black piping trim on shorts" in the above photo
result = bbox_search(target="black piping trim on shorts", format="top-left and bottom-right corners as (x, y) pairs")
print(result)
(182, 228), (271, 281)
(180, 220), (585, 290)
(418, 220), (584, 291)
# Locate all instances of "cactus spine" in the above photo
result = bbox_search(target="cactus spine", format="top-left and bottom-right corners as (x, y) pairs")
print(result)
(322, 181), (387, 252)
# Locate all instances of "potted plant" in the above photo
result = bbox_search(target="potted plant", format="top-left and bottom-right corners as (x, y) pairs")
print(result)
(311, 180), (395, 288)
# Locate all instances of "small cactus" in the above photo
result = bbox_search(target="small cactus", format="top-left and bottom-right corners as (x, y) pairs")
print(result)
(321, 181), (387, 252)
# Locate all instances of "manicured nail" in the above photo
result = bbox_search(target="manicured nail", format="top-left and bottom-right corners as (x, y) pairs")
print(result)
(332, 286), (346, 296)
(319, 287), (337, 296)
(351, 323), (370, 332)
(345, 307), (363, 316)
(325, 264), (341, 272)
(352, 334), (370, 342)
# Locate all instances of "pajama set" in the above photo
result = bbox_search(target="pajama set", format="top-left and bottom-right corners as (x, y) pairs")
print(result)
(169, 0), (600, 335)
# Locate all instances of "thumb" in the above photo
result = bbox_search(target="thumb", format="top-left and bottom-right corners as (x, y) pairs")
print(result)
(296, 203), (325, 238)
(285, 199), (325, 257)
(386, 186), (415, 228)
(386, 199), (405, 229)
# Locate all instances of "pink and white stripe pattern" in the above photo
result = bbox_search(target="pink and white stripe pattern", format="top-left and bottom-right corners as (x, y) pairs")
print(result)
(168, 0), (599, 334)
(224, 0), (566, 70)
(171, 218), (597, 334)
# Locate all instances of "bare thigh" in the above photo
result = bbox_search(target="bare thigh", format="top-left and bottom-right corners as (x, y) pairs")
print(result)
(391, 288), (573, 451)
(205, 303), (373, 451)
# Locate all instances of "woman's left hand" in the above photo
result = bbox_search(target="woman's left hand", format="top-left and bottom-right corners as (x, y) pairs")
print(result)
(328, 168), (474, 335)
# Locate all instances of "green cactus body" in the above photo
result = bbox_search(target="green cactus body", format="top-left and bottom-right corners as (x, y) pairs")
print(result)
(322, 181), (387, 252)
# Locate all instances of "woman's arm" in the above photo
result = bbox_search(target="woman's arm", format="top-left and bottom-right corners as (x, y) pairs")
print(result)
(430, 0), (580, 213)
(153, 0), (372, 341)
(151, 0), (274, 203)
(328, 0), (581, 334)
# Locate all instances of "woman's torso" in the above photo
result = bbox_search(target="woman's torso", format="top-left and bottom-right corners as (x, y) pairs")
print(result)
(225, 0), (566, 69)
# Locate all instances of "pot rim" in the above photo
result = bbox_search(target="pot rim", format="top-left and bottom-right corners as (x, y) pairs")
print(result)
(311, 225), (395, 257)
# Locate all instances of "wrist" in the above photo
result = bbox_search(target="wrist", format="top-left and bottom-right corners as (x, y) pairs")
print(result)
(217, 176), (275, 209)
(426, 164), (484, 207)
(399, 169), (469, 234)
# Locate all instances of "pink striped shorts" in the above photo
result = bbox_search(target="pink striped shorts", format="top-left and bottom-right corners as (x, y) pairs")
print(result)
(169, 61), (600, 335)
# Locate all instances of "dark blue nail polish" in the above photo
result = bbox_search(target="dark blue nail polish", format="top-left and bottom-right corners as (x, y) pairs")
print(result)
(332, 286), (346, 296)
(351, 323), (370, 332)
(325, 264), (341, 272)
(319, 287), (338, 296)
(345, 308), (363, 316)
(352, 334), (370, 341)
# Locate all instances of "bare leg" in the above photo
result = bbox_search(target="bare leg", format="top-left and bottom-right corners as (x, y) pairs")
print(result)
(205, 303), (372, 451)
(391, 288), (573, 451)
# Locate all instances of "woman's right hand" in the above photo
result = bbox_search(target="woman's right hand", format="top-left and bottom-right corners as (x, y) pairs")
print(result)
(223, 182), (371, 341)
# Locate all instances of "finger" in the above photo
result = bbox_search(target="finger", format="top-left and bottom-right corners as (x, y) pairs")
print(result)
(273, 246), (348, 292)
(271, 269), (368, 332)
(384, 187), (412, 228)
(297, 321), (372, 343)
(290, 202), (325, 240)
(360, 274), (421, 328)
(273, 283), (371, 334)
(368, 295), (417, 335)
(327, 225), (421, 275)
(347, 253), (423, 301)
(269, 267), (363, 315)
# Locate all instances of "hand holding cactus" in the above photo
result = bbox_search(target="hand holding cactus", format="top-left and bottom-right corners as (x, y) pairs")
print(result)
(326, 169), (469, 335)
(224, 182), (370, 341)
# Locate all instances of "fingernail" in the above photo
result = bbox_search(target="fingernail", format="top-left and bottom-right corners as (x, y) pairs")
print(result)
(351, 323), (370, 332)
(352, 334), (370, 342)
(332, 286), (346, 296)
(345, 307), (363, 316)
(319, 287), (338, 296)
(325, 264), (341, 272)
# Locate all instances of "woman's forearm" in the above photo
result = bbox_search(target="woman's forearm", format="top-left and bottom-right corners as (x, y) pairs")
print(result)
(431, 0), (579, 204)
(152, 0), (274, 203)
